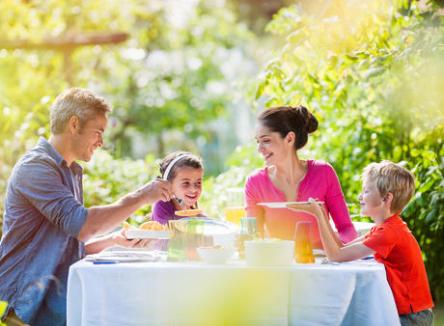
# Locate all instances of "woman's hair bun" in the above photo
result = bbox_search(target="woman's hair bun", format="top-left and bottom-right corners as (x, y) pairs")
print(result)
(294, 105), (318, 134)
(258, 105), (318, 150)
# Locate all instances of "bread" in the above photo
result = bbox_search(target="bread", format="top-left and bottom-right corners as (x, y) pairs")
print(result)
(139, 221), (166, 231)
(175, 209), (203, 217)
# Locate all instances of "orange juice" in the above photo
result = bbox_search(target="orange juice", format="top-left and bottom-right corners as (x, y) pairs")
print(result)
(294, 221), (315, 264)
(224, 206), (246, 225)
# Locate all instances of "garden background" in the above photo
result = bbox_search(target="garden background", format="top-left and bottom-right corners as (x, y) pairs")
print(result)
(0, 0), (443, 314)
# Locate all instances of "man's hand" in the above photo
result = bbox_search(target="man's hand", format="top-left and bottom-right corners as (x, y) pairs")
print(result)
(112, 229), (152, 248)
(141, 179), (173, 203)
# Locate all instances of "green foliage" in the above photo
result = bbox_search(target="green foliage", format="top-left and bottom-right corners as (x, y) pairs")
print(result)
(0, 300), (7, 323)
(201, 144), (262, 217)
(254, 0), (444, 300)
(83, 1), (256, 162)
(1, 0), (443, 305)
(0, 0), (256, 229)
(0, 0), (139, 231)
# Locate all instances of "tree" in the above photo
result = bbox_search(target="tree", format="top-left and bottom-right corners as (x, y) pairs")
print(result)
(253, 0), (444, 300)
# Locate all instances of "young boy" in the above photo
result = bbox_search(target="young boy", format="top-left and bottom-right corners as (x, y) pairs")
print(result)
(290, 161), (434, 326)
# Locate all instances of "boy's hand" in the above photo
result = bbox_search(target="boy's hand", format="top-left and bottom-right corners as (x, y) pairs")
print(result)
(287, 198), (326, 219)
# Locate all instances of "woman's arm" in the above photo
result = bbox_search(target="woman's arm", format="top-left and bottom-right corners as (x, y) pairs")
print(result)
(324, 166), (358, 243)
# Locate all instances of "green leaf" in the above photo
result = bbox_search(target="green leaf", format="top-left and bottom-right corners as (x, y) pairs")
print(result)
(0, 301), (8, 319)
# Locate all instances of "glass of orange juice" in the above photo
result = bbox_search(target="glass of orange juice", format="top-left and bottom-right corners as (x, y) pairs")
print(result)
(224, 206), (246, 224)
(224, 188), (246, 224)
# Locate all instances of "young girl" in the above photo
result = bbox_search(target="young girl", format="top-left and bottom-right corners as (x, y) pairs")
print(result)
(152, 151), (204, 224)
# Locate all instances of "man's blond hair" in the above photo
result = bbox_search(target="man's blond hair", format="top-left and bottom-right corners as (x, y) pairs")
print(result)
(362, 161), (415, 214)
(50, 88), (111, 134)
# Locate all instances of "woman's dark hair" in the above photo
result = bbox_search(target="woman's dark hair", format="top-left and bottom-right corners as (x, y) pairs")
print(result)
(159, 151), (204, 181)
(258, 105), (318, 150)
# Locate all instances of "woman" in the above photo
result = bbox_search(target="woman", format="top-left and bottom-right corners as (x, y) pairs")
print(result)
(245, 105), (357, 248)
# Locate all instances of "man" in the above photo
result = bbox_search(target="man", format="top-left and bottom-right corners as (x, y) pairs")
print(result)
(0, 88), (172, 325)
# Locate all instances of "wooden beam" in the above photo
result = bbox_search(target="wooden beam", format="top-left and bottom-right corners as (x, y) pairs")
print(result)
(0, 32), (129, 51)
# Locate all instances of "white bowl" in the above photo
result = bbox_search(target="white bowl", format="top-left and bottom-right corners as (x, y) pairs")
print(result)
(197, 246), (235, 264)
(245, 239), (294, 266)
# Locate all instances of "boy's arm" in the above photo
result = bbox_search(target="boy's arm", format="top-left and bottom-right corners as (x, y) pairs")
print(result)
(317, 213), (374, 261)
(288, 202), (343, 247)
(289, 201), (374, 262)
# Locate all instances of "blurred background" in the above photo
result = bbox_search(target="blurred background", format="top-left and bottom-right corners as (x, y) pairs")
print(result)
(0, 0), (443, 308)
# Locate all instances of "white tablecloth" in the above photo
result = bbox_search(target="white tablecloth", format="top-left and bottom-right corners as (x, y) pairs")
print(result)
(67, 259), (399, 326)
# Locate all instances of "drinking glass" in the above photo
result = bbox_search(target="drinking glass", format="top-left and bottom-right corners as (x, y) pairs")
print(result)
(224, 188), (246, 225)
(167, 220), (186, 261)
(293, 221), (315, 264)
(237, 217), (257, 259)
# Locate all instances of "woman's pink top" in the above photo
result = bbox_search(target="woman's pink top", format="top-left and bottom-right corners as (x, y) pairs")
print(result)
(245, 160), (358, 248)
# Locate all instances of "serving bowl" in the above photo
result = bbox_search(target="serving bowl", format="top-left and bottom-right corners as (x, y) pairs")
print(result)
(245, 239), (294, 266)
(197, 246), (235, 264)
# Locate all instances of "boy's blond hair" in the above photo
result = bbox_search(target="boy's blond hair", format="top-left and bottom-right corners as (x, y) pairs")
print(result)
(362, 161), (415, 214)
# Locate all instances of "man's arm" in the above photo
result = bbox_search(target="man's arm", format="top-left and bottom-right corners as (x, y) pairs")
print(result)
(84, 230), (152, 254)
(78, 179), (171, 242)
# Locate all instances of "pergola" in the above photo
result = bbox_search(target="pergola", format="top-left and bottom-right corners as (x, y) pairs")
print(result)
(0, 32), (129, 85)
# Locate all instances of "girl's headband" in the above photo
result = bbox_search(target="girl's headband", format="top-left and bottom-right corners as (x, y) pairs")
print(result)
(162, 154), (187, 180)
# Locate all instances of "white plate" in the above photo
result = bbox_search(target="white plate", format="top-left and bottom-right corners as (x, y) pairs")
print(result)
(258, 201), (324, 208)
(126, 229), (170, 239)
(85, 251), (161, 263)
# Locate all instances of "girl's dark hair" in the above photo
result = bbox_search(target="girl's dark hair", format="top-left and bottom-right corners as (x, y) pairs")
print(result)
(258, 105), (318, 150)
(159, 151), (204, 181)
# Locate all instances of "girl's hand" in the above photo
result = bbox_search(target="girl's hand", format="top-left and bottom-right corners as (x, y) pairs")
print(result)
(287, 198), (326, 220)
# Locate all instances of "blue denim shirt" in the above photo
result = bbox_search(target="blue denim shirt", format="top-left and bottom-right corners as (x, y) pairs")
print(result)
(0, 138), (88, 325)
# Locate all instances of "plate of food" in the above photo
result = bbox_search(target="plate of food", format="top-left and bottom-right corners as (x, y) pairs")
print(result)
(175, 208), (203, 217)
(124, 221), (170, 239)
(257, 201), (324, 209)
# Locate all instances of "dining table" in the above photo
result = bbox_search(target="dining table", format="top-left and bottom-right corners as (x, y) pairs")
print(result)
(67, 254), (400, 326)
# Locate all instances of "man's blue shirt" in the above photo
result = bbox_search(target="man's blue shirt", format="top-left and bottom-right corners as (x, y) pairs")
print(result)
(0, 138), (88, 325)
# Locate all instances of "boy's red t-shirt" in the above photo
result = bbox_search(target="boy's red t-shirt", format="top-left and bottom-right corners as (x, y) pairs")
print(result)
(363, 214), (434, 314)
